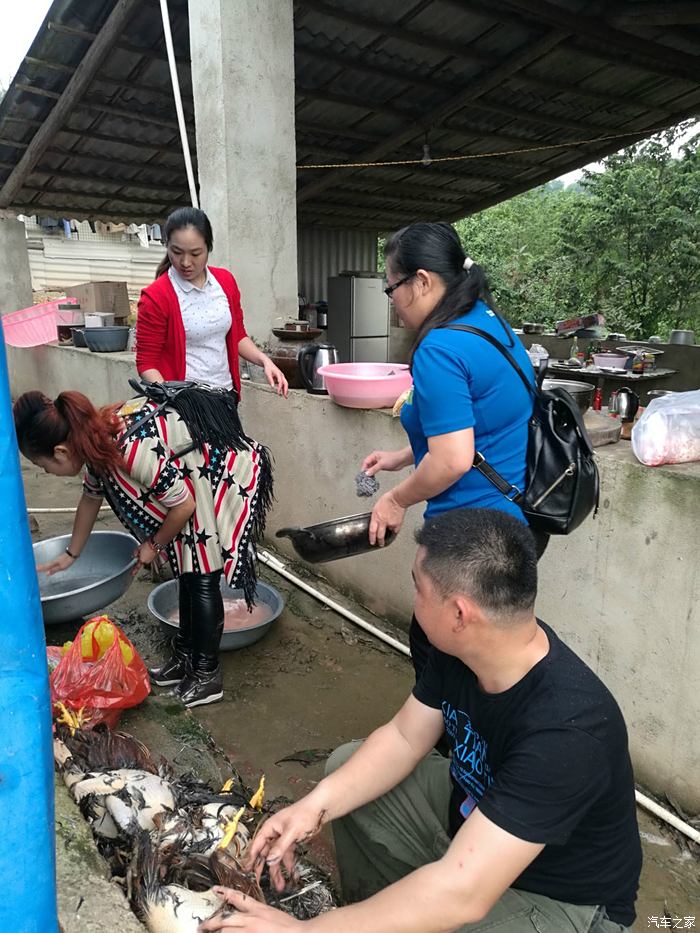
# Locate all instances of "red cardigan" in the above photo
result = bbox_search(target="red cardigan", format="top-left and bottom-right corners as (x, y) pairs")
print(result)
(135, 266), (248, 395)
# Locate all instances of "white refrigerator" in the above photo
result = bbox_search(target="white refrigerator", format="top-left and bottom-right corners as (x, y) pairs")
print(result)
(327, 274), (391, 362)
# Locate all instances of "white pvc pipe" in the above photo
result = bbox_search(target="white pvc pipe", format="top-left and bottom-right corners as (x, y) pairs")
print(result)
(635, 790), (700, 845)
(257, 549), (411, 657)
(159, 0), (199, 209)
(27, 507), (110, 514)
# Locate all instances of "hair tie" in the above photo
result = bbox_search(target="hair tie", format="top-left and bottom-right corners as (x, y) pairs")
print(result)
(463, 256), (474, 271)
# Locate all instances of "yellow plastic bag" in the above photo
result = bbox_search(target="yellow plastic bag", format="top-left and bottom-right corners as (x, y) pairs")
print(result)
(79, 614), (134, 665)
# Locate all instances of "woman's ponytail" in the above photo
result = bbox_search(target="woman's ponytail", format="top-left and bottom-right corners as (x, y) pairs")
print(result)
(155, 254), (171, 278)
(383, 222), (496, 364)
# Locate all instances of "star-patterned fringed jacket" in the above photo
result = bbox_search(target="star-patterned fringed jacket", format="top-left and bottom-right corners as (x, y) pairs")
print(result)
(83, 396), (270, 590)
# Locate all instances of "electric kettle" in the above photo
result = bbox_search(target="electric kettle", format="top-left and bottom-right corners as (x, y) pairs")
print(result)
(617, 386), (640, 423)
(297, 343), (339, 394)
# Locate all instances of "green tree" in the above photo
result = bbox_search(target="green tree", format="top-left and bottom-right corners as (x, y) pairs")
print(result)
(566, 128), (700, 337)
(379, 124), (700, 339)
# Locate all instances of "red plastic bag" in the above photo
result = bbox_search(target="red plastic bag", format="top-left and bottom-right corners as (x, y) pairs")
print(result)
(50, 615), (151, 729)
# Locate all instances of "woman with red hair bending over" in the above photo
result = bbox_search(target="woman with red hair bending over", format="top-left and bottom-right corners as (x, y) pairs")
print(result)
(14, 384), (273, 708)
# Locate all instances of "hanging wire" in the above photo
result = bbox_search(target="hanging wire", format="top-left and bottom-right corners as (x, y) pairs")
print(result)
(296, 127), (669, 171)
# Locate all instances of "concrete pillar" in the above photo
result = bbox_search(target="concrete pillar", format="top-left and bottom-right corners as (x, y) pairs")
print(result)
(189, 0), (298, 344)
(0, 217), (33, 315)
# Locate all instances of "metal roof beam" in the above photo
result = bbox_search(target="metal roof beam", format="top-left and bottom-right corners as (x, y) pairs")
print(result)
(0, 0), (142, 208)
(45, 21), (189, 67)
(13, 85), (191, 134)
(328, 178), (466, 206)
(492, 0), (700, 83)
(295, 86), (557, 158)
(22, 56), (194, 108)
(299, 203), (420, 224)
(27, 166), (186, 198)
(42, 146), (188, 181)
(19, 184), (175, 212)
(297, 141), (522, 185)
(295, 48), (607, 135)
(294, 0), (490, 66)
(297, 31), (566, 204)
(294, 0), (663, 115)
(608, 3), (700, 26)
(446, 114), (698, 219)
(56, 128), (188, 158)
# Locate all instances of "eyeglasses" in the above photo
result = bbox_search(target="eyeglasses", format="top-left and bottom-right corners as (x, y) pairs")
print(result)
(383, 274), (414, 298)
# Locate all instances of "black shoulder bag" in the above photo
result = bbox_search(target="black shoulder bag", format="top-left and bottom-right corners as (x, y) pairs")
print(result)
(443, 325), (599, 535)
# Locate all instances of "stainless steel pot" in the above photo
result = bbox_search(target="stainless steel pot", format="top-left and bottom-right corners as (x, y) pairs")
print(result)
(669, 329), (695, 345)
(541, 378), (594, 414)
(276, 513), (396, 563)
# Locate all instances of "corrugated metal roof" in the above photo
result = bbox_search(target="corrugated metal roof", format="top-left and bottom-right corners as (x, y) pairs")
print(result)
(0, 0), (698, 229)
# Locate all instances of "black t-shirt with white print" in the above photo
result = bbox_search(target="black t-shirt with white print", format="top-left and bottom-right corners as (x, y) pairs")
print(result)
(413, 620), (642, 927)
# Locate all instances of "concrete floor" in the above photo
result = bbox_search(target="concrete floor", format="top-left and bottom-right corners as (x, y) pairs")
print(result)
(24, 460), (700, 931)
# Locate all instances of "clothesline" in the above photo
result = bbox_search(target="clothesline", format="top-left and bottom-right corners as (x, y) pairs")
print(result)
(18, 214), (163, 246)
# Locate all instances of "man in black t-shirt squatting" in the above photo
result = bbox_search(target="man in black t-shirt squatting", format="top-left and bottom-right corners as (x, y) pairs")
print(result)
(200, 508), (642, 933)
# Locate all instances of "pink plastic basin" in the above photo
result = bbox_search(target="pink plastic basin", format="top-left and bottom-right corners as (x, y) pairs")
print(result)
(2, 298), (79, 348)
(317, 362), (413, 409)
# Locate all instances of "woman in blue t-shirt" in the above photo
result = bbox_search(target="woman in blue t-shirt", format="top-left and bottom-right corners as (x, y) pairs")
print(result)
(362, 222), (541, 678)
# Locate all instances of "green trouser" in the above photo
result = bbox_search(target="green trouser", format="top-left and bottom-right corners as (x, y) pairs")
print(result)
(326, 742), (628, 933)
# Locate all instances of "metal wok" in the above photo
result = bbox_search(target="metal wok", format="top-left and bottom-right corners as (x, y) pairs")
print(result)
(276, 512), (396, 563)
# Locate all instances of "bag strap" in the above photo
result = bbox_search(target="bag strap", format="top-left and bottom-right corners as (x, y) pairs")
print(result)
(438, 324), (534, 503)
(442, 324), (537, 398)
(442, 324), (595, 456)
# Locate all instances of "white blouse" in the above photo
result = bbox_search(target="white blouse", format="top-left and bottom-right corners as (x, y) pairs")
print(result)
(169, 266), (233, 389)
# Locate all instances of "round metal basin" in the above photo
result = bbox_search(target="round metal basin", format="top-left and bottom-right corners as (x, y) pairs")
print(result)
(148, 579), (284, 651)
(34, 531), (138, 625)
(541, 378), (594, 414)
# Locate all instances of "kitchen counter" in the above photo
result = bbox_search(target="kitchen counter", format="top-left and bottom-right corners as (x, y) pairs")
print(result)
(547, 361), (677, 382)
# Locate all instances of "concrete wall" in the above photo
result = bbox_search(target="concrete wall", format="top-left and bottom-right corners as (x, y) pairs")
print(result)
(189, 0), (298, 342)
(0, 217), (33, 315)
(6, 344), (700, 811)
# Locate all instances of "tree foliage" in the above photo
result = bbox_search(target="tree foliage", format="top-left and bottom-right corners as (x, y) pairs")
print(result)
(452, 124), (700, 339)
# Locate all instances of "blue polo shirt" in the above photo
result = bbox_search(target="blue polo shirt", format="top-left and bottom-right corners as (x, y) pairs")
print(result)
(400, 301), (534, 520)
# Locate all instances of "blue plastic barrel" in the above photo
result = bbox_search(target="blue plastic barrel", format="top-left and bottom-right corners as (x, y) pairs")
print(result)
(0, 327), (58, 930)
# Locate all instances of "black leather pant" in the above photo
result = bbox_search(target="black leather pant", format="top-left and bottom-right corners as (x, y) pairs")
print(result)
(410, 527), (550, 684)
(176, 570), (224, 674)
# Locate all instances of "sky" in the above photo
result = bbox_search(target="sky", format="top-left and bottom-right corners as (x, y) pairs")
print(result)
(0, 0), (51, 91)
(1, 2), (695, 187)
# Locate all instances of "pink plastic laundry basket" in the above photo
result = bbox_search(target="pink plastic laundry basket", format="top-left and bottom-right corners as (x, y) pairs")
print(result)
(1, 298), (78, 348)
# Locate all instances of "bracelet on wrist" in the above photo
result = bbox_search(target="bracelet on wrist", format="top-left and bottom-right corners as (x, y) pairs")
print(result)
(147, 536), (166, 555)
(65, 546), (79, 559)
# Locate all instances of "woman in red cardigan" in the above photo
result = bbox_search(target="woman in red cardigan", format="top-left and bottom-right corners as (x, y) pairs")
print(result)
(136, 207), (288, 397)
